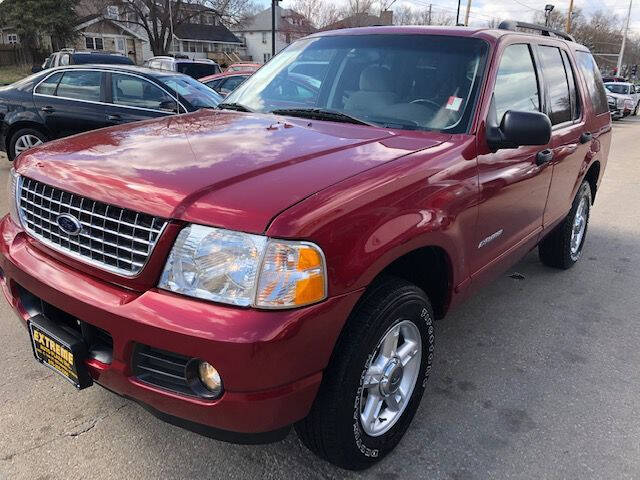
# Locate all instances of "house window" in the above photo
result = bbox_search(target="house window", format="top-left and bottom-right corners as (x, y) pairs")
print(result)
(116, 38), (125, 52)
(182, 41), (189, 51)
(85, 36), (104, 50)
(286, 33), (291, 43)
(7, 34), (17, 44)
(106, 5), (119, 19)
(264, 53), (272, 63)
(262, 32), (267, 44)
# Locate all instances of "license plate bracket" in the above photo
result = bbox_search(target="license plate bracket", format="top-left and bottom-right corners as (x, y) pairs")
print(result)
(28, 314), (92, 390)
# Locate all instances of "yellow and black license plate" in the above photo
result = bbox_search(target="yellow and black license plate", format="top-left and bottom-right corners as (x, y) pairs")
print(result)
(29, 315), (92, 390)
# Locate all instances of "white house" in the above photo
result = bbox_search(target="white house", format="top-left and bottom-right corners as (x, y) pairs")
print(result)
(233, 6), (313, 64)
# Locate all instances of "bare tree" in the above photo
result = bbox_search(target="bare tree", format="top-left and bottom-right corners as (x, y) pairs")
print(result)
(289, 0), (341, 29)
(346, 0), (376, 16)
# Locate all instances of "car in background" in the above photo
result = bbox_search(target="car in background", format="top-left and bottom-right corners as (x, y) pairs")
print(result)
(144, 56), (221, 79)
(225, 63), (260, 73)
(604, 82), (638, 117)
(0, 64), (222, 160)
(33, 49), (134, 73)
(200, 71), (252, 96)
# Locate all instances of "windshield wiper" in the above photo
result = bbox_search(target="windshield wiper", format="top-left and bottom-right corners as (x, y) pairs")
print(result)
(271, 108), (374, 126)
(218, 102), (253, 112)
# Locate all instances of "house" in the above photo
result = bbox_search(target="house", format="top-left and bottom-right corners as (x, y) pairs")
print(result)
(233, 6), (313, 64)
(323, 11), (394, 31)
(0, 27), (20, 46)
(72, 13), (147, 64)
(75, 2), (245, 64)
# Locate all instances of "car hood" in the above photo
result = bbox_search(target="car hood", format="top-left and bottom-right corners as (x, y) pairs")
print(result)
(606, 92), (632, 100)
(16, 110), (448, 233)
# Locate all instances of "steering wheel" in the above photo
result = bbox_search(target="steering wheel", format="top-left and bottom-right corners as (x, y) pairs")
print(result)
(410, 98), (441, 110)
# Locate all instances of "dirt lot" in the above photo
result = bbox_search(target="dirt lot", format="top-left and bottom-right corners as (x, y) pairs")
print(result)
(1, 117), (639, 479)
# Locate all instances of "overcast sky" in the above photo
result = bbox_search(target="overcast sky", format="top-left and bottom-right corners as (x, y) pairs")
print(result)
(265, 0), (639, 35)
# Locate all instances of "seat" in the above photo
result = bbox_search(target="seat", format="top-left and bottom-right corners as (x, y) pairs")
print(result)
(344, 66), (398, 116)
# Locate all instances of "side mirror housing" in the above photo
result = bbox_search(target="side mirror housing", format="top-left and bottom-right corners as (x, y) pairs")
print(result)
(487, 110), (552, 151)
(31, 65), (42, 74)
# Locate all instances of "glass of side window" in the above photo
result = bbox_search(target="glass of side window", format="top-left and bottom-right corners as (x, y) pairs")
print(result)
(493, 44), (540, 122)
(111, 73), (176, 111)
(55, 71), (102, 102)
(538, 46), (572, 125)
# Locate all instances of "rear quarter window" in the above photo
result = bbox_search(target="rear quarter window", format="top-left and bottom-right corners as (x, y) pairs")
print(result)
(575, 51), (609, 115)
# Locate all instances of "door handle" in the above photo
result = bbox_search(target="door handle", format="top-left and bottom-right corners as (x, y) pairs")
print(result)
(107, 114), (122, 122)
(579, 132), (593, 144)
(536, 149), (553, 166)
(40, 106), (55, 113)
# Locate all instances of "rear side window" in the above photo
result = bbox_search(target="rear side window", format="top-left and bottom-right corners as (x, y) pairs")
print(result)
(494, 44), (540, 121)
(55, 70), (102, 102)
(575, 51), (609, 115)
(561, 50), (580, 121)
(538, 46), (571, 125)
(177, 63), (221, 79)
(35, 72), (63, 95)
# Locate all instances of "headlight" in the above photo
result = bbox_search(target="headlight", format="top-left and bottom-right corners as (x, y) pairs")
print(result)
(7, 168), (21, 226)
(159, 224), (327, 309)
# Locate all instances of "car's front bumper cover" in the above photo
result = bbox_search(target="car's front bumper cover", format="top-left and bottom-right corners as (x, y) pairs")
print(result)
(0, 215), (362, 442)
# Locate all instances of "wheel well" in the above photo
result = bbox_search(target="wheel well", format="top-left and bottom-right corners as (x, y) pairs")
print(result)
(377, 246), (452, 319)
(5, 121), (48, 152)
(584, 161), (600, 204)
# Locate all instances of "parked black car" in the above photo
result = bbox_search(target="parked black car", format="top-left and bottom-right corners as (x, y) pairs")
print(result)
(34, 49), (134, 73)
(0, 64), (222, 160)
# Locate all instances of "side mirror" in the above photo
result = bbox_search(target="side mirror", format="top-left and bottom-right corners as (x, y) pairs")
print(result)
(31, 65), (42, 74)
(158, 100), (180, 113)
(487, 110), (552, 151)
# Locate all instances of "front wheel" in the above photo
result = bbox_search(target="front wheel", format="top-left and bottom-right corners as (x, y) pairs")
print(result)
(539, 181), (592, 269)
(295, 277), (434, 470)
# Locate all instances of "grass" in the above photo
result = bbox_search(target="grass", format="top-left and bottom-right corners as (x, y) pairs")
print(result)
(0, 65), (33, 85)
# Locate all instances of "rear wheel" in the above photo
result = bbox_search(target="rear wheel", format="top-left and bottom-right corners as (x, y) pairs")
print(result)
(539, 181), (592, 269)
(295, 277), (434, 470)
(8, 128), (47, 161)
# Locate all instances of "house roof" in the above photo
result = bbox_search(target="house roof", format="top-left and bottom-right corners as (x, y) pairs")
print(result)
(73, 14), (147, 41)
(174, 23), (242, 44)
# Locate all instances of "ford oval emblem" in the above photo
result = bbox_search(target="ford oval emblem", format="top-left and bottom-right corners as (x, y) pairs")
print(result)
(56, 214), (82, 236)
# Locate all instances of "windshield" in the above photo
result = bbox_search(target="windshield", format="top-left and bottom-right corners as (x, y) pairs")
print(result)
(177, 62), (221, 79)
(163, 75), (222, 108)
(605, 84), (630, 95)
(225, 34), (488, 133)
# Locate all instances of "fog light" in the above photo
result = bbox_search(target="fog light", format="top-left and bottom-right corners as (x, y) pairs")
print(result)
(198, 361), (223, 397)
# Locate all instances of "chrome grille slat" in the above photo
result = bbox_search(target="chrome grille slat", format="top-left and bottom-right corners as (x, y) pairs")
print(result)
(17, 177), (168, 276)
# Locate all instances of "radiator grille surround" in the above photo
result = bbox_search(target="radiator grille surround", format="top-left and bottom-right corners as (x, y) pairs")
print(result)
(17, 176), (168, 276)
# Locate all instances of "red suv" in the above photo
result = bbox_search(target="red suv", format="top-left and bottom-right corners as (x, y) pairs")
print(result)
(0, 23), (610, 470)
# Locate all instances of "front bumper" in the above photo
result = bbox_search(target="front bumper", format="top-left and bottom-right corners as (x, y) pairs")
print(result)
(0, 216), (362, 441)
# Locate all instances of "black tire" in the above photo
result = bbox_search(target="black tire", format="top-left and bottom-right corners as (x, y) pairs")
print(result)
(8, 127), (47, 161)
(295, 276), (434, 470)
(539, 181), (592, 269)
(634, 102), (639, 116)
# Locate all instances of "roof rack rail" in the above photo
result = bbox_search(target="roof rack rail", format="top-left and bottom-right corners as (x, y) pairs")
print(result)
(498, 20), (575, 42)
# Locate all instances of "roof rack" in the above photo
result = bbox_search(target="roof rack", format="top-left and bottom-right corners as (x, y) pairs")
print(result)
(498, 20), (575, 42)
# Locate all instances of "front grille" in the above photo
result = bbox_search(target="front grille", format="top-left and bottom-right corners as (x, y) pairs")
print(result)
(132, 345), (196, 397)
(17, 177), (168, 276)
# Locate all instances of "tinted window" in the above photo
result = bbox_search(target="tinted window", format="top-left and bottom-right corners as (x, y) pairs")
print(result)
(205, 79), (222, 90)
(220, 75), (247, 92)
(538, 46), (571, 125)
(72, 54), (134, 65)
(176, 62), (221, 79)
(56, 70), (102, 102)
(111, 73), (174, 110)
(226, 35), (489, 134)
(162, 74), (222, 108)
(575, 51), (609, 115)
(34, 72), (63, 95)
(561, 50), (580, 121)
(494, 44), (540, 121)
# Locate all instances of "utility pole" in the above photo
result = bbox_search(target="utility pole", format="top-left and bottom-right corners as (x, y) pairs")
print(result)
(168, 0), (174, 55)
(617, 0), (633, 75)
(565, 0), (574, 33)
(464, 0), (472, 26)
(456, 0), (461, 25)
(428, 4), (432, 25)
(271, 0), (277, 58)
